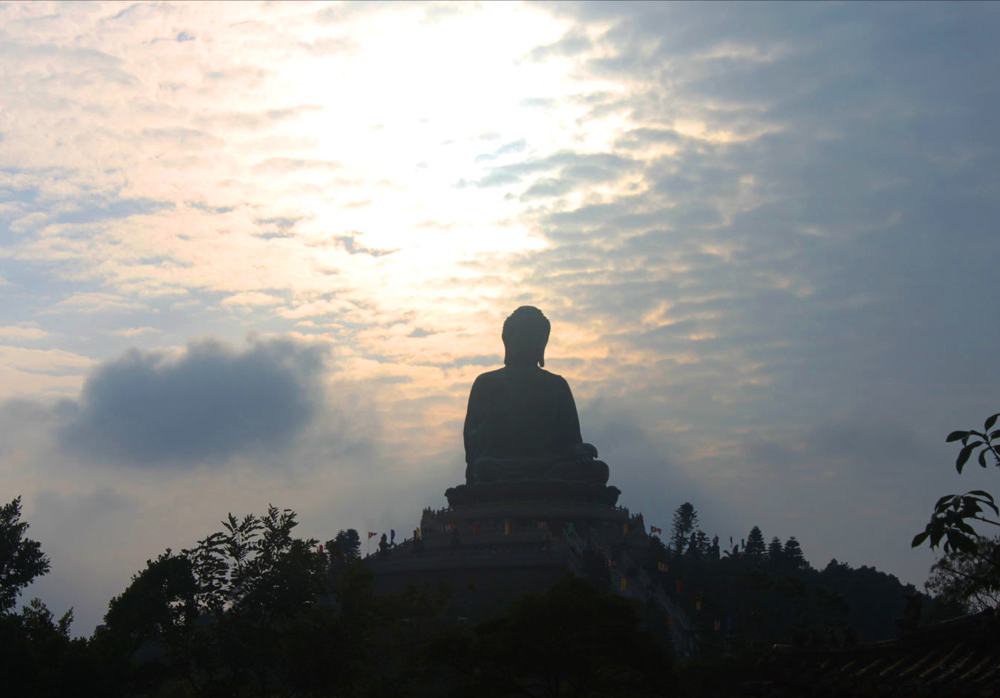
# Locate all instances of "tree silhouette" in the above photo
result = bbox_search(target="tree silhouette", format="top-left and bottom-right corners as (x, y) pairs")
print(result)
(767, 536), (783, 564)
(458, 576), (676, 698)
(745, 526), (766, 563)
(925, 534), (1000, 613)
(783, 537), (806, 569)
(332, 528), (362, 561)
(0, 496), (50, 613)
(671, 502), (699, 556)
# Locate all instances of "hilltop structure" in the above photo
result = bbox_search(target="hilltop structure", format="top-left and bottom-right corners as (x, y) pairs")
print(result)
(366, 307), (695, 656)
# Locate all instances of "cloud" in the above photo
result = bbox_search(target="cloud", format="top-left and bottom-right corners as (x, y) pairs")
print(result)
(58, 336), (331, 465)
(141, 128), (224, 151)
(0, 325), (49, 341)
(407, 327), (436, 338)
(334, 231), (398, 257)
(104, 327), (162, 338)
(0, 345), (96, 374)
(474, 139), (528, 163)
(220, 292), (285, 308)
(251, 158), (341, 174)
(523, 29), (594, 63)
(42, 293), (148, 315)
(0, 346), (96, 400)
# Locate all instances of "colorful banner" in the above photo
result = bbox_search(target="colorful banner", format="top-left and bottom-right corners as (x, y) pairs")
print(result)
(696, 599), (702, 611)
(676, 579), (682, 594)
(621, 578), (627, 591)
(473, 524), (478, 535)
(504, 520), (510, 535)
(623, 523), (629, 536)
(650, 525), (662, 535)
(390, 529), (395, 542)
(538, 521), (548, 529)
(368, 532), (377, 539)
(657, 562), (668, 572)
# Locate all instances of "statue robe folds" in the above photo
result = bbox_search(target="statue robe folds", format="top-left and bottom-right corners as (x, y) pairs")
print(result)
(463, 365), (609, 486)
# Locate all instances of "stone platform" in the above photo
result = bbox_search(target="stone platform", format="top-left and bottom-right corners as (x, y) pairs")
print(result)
(363, 497), (697, 657)
(444, 480), (621, 507)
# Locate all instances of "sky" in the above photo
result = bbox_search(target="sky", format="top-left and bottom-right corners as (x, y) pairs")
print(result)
(2, 1), (999, 637)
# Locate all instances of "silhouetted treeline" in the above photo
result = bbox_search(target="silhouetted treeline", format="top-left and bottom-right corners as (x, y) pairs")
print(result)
(0, 498), (966, 697)
(641, 503), (960, 652)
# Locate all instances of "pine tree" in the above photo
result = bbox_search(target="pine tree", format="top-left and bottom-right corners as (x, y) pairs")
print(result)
(745, 526), (766, 562)
(767, 536), (783, 564)
(783, 536), (806, 569)
(670, 503), (699, 555)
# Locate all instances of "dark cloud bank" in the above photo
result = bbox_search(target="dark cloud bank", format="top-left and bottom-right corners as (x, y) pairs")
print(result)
(58, 336), (329, 465)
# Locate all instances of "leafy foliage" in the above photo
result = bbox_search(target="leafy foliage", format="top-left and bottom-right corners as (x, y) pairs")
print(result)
(453, 576), (676, 698)
(0, 496), (50, 613)
(330, 528), (362, 561)
(925, 534), (1000, 614)
(646, 520), (917, 647)
(914, 413), (1000, 554)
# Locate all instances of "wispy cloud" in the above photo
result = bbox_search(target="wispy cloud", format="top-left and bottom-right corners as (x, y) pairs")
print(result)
(42, 293), (148, 315)
(0, 325), (49, 341)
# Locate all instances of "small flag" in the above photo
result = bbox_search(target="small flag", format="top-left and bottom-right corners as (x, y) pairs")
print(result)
(741, 538), (745, 548)
(696, 599), (702, 611)
(650, 525), (662, 535)
(714, 620), (720, 631)
(504, 520), (510, 535)
(445, 524), (454, 531)
(415, 527), (420, 539)
(623, 523), (629, 536)
(668, 615), (674, 628)
(391, 529), (395, 542)
(318, 544), (323, 553)
(538, 521), (547, 529)
(676, 579), (682, 594)
(730, 536), (733, 545)
(567, 522), (574, 535)
(607, 559), (617, 568)
(621, 578), (627, 591)
(368, 532), (377, 539)
(473, 524), (478, 535)
(712, 535), (719, 545)
(657, 562), (668, 572)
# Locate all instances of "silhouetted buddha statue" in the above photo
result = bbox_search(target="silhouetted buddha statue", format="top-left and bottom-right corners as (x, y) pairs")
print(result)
(462, 306), (609, 487)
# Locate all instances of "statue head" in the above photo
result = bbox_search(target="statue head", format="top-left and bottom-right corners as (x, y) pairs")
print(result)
(502, 306), (550, 367)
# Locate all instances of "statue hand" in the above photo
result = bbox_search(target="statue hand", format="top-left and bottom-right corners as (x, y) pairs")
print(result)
(574, 442), (598, 460)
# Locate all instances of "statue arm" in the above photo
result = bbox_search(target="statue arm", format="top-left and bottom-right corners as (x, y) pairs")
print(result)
(555, 376), (598, 459)
(463, 375), (486, 467)
(557, 375), (584, 446)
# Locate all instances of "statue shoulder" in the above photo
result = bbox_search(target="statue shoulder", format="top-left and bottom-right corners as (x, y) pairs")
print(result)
(470, 367), (506, 392)
(539, 368), (572, 390)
